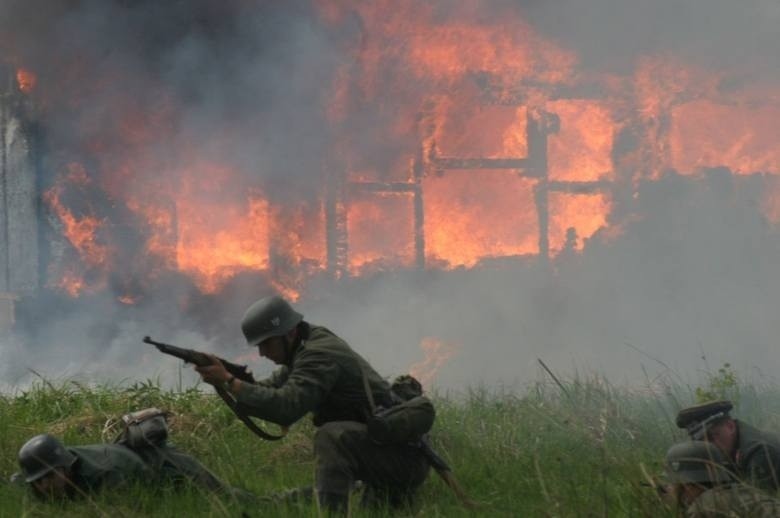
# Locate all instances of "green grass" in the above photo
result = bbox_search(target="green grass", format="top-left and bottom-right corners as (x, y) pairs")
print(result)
(2, 370), (779, 517)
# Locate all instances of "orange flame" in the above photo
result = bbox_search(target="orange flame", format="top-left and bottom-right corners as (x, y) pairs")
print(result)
(15, 68), (36, 94)
(409, 337), (458, 388)
(43, 163), (111, 296)
(424, 171), (539, 267)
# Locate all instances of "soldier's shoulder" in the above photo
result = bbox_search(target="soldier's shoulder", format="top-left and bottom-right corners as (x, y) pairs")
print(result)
(304, 326), (351, 352)
(738, 421), (780, 445)
(737, 421), (780, 460)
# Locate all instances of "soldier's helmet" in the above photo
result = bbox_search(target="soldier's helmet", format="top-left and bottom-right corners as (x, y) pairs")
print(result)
(664, 441), (734, 485)
(18, 434), (76, 483)
(676, 400), (733, 440)
(241, 295), (303, 347)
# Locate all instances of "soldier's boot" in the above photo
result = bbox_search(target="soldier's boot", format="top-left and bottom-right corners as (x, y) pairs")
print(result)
(317, 491), (349, 515)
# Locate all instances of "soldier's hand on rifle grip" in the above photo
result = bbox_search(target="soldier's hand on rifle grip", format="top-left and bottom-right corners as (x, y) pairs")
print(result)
(194, 354), (231, 387)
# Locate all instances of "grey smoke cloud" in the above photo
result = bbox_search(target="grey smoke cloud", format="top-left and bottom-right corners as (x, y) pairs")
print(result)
(517, 0), (780, 75)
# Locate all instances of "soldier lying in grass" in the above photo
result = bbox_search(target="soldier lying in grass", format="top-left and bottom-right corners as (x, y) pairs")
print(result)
(663, 440), (780, 517)
(11, 409), (253, 502)
(676, 400), (780, 492)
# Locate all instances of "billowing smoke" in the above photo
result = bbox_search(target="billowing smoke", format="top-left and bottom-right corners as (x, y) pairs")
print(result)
(0, 0), (779, 391)
(520, 0), (780, 76)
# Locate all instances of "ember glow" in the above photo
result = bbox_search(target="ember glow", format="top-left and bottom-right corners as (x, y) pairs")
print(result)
(5, 1), (780, 302)
(15, 68), (35, 93)
(409, 337), (459, 388)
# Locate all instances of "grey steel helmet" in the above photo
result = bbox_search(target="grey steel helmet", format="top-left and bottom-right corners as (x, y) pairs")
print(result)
(664, 441), (733, 485)
(241, 295), (303, 347)
(18, 434), (76, 483)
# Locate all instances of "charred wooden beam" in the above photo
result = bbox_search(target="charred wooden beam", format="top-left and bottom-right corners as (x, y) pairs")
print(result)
(527, 110), (550, 263)
(326, 172), (348, 278)
(548, 180), (611, 194)
(430, 157), (529, 170)
(349, 181), (417, 193)
(412, 154), (425, 270)
(477, 77), (618, 106)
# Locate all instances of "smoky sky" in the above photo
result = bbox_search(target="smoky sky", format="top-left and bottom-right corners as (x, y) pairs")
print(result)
(515, 0), (780, 76)
(0, 0), (344, 198)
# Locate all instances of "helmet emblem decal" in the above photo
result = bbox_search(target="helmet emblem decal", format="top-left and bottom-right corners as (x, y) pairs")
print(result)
(271, 317), (281, 327)
(671, 461), (680, 471)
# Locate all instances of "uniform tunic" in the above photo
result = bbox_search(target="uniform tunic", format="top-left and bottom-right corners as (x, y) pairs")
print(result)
(235, 326), (392, 426)
(68, 444), (150, 494)
(733, 421), (780, 492)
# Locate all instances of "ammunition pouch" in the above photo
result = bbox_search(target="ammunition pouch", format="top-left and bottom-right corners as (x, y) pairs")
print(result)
(115, 407), (170, 449)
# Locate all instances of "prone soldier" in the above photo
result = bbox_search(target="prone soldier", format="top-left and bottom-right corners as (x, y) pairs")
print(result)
(12, 411), (251, 502)
(14, 433), (149, 500)
(663, 440), (780, 517)
(676, 400), (780, 492)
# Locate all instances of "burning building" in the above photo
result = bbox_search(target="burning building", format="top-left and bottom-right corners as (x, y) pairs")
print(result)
(1, 1), (779, 385)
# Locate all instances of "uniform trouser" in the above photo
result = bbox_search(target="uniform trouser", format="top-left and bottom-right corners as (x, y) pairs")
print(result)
(313, 421), (430, 509)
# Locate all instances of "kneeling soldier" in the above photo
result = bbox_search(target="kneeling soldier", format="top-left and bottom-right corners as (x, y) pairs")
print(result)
(195, 295), (432, 514)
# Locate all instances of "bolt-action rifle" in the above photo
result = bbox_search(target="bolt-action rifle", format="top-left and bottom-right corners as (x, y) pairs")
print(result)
(143, 336), (286, 441)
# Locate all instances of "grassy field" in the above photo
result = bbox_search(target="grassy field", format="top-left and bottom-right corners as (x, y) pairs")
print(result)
(1, 366), (778, 517)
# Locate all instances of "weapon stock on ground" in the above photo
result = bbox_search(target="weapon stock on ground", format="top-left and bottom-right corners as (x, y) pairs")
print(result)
(142, 336), (256, 383)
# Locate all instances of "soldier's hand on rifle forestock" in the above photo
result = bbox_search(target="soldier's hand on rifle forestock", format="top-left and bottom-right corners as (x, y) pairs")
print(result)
(194, 355), (230, 386)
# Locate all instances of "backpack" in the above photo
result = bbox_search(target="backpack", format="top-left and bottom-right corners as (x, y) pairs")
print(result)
(366, 374), (435, 445)
(114, 407), (170, 449)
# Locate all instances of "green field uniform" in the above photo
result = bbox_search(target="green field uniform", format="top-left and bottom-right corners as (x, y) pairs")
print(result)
(235, 324), (430, 507)
(65, 444), (151, 496)
(687, 483), (780, 517)
(17, 441), (244, 500)
(733, 421), (780, 492)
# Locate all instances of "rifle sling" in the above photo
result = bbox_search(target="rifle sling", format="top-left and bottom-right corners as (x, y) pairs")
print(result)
(215, 385), (286, 441)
